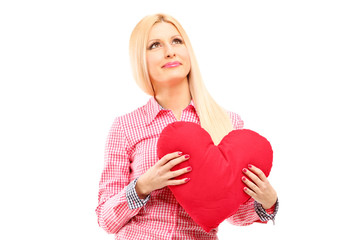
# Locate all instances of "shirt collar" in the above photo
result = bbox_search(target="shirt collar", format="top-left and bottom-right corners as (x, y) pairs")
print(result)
(144, 96), (196, 125)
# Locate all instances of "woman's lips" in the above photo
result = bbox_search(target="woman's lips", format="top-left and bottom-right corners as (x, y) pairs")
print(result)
(162, 61), (181, 68)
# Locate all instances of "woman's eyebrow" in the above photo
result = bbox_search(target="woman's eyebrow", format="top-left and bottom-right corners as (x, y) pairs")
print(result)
(148, 35), (182, 43)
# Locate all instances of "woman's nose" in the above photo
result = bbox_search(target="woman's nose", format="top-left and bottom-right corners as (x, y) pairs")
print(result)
(164, 43), (175, 58)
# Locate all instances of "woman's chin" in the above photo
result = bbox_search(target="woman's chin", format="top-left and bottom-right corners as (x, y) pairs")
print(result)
(154, 76), (188, 86)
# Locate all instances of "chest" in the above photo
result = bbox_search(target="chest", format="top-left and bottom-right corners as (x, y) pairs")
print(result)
(128, 110), (200, 180)
(130, 134), (159, 179)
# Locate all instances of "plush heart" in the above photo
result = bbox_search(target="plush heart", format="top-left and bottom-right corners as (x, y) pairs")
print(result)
(157, 121), (273, 232)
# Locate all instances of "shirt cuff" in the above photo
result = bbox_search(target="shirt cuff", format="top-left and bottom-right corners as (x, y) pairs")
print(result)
(254, 198), (279, 224)
(126, 177), (151, 210)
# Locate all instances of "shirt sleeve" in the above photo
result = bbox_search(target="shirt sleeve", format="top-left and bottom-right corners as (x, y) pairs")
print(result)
(126, 177), (151, 210)
(254, 199), (279, 224)
(95, 117), (148, 234)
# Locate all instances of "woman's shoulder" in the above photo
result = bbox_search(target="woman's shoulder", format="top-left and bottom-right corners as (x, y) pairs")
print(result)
(226, 110), (244, 130)
(113, 103), (149, 129)
(227, 110), (242, 121)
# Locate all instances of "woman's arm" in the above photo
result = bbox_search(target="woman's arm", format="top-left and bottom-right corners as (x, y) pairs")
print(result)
(96, 117), (193, 233)
(226, 162), (279, 226)
(241, 164), (279, 224)
(226, 112), (279, 225)
(95, 117), (144, 234)
(226, 197), (278, 226)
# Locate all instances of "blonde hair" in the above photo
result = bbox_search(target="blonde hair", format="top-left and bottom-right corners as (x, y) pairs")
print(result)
(129, 13), (234, 145)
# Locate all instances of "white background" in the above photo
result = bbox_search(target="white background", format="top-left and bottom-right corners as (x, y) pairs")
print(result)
(1, 0), (359, 239)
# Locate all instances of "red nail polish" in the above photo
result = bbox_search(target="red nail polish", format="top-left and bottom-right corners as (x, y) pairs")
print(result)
(242, 176), (246, 181)
(178, 151), (183, 155)
(242, 168), (247, 173)
(185, 178), (191, 183)
(187, 166), (192, 171)
(184, 154), (190, 159)
(244, 187), (247, 191)
(248, 164), (252, 169)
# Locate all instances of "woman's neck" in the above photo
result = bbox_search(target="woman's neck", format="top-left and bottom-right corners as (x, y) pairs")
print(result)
(154, 78), (191, 120)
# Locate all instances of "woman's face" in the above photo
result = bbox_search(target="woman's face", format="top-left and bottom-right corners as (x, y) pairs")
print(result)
(146, 22), (191, 88)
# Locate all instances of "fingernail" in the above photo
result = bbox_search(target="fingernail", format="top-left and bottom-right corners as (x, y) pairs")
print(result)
(178, 151), (183, 155)
(244, 187), (247, 191)
(187, 166), (192, 171)
(185, 178), (191, 183)
(242, 176), (246, 181)
(184, 154), (190, 159)
(242, 168), (247, 173)
(248, 164), (252, 169)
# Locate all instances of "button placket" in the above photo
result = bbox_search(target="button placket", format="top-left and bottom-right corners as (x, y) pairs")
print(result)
(167, 206), (177, 235)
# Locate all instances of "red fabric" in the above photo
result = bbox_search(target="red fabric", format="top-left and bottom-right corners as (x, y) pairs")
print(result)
(96, 97), (267, 240)
(157, 121), (273, 232)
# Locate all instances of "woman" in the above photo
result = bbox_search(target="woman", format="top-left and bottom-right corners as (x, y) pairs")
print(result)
(96, 13), (278, 239)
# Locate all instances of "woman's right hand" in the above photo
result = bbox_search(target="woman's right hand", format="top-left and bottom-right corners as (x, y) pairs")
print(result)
(135, 151), (192, 199)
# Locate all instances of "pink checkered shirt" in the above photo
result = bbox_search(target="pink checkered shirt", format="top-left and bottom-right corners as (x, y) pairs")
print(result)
(96, 97), (275, 240)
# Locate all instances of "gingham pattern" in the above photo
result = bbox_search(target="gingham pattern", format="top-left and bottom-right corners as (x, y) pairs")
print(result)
(254, 199), (279, 225)
(96, 97), (276, 240)
(126, 177), (151, 210)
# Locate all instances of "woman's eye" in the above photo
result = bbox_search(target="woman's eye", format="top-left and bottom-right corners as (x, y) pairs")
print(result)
(149, 42), (160, 49)
(173, 38), (183, 44)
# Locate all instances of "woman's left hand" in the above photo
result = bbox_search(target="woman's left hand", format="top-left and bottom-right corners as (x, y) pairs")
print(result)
(242, 164), (277, 209)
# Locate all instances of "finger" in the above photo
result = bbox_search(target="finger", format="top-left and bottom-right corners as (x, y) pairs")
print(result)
(157, 151), (183, 166)
(242, 176), (259, 193)
(248, 164), (268, 182)
(242, 168), (263, 187)
(167, 166), (192, 179)
(163, 154), (190, 171)
(167, 177), (191, 186)
(243, 186), (256, 198)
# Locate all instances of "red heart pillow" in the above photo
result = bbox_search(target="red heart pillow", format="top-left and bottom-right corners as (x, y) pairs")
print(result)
(157, 121), (273, 232)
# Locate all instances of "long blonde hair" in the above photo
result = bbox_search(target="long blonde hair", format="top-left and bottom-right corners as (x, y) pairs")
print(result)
(129, 13), (234, 145)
